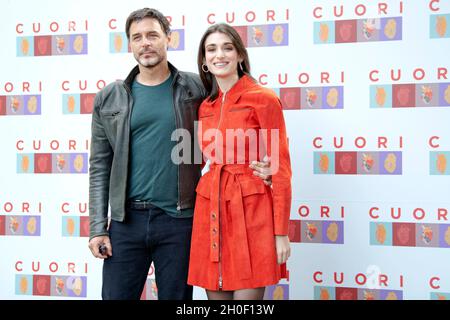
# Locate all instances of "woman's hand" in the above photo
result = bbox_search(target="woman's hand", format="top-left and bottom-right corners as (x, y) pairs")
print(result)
(275, 235), (291, 264)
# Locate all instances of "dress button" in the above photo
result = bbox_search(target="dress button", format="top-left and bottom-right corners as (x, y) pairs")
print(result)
(212, 228), (217, 234)
(211, 212), (216, 220)
(212, 243), (217, 249)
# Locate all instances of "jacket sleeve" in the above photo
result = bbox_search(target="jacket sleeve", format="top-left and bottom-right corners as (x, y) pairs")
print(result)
(253, 90), (292, 236)
(88, 92), (113, 240)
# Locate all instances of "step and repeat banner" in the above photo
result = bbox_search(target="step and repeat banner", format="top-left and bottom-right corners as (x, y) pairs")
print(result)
(1, 0), (449, 300)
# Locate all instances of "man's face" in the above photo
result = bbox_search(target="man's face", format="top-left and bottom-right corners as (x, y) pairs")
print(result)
(129, 18), (170, 68)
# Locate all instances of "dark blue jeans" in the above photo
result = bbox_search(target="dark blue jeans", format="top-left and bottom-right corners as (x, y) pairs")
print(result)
(102, 205), (193, 300)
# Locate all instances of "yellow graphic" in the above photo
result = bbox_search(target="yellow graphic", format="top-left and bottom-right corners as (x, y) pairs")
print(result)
(445, 226), (450, 245)
(72, 277), (83, 296)
(375, 87), (386, 106)
(27, 96), (37, 113)
(272, 285), (284, 300)
(67, 96), (76, 113)
(73, 35), (84, 53)
(326, 223), (339, 242)
(19, 276), (28, 294)
(9, 217), (19, 233)
(26, 217), (37, 234)
(114, 34), (123, 52)
(319, 23), (329, 42)
(21, 155), (30, 172)
(386, 291), (398, 300)
(67, 218), (75, 235)
(55, 277), (65, 294)
(384, 19), (397, 39)
(364, 291), (375, 300)
(376, 223), (387, 244)
(272, 25), (284, 44)
(56, 36), (65, 53)
(319, 153), (329, 172)
(384, 153), (397, 173)
(169, 31), (180, 49)
(73, 154), (84, 172)
(10, 97), (20, 113)
(320, 288), (330, 300)
(444, 85), (450, 104)
(436, 154), (447, 174)
(326, 88), (339, 107)
(436, 16), (447, 37)
(21, 38), (30, 55)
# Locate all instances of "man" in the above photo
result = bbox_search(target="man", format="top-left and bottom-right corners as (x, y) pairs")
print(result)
(88, 8), (271, 300)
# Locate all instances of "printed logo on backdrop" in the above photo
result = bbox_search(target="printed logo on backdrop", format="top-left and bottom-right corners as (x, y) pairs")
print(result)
(429, 136), (449, 175)
(290, 204), (345, 245)
(61, 203), (89, 237)
(369, 206), (450, 248)
(429, 276), (450, 300)
(369, 67), (449, 108)
(16, 139), (89, 174)
(312, 2), (403, 44)
(313, 269), (404, 300)
(0, 82), (42, 116)
(16, 20), (88, 57)
(108, 14), (186, 53)
(207, 9), (289, 48)
(140, 265), (157, 300)
(429, 0), (450, 38)
(15, 261), (88, 298)
(257, 71), (344, 110)
(61, 80), (105, 115)
(312, 136), (403, 175)
(0, 202), (42, 237)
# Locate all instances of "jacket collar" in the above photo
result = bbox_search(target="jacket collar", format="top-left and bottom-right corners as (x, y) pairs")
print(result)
(123, 61), (181, 90)
(206, 74), (258, 106)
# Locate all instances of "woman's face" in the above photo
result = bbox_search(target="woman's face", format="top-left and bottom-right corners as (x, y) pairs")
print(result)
(204, 32), (241, 79)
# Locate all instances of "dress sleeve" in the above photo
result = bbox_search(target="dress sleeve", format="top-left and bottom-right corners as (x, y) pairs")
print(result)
(253, 90), (292, 235)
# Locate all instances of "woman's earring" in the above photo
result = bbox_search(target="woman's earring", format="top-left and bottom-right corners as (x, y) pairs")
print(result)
(239, 62), (244, 72)
(202, 64), (209, 73)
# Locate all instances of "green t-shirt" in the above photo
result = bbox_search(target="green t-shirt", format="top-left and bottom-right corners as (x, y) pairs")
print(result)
(127, 73), (193, 218)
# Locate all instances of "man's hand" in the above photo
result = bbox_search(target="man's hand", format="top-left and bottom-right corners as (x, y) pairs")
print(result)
(249, 155), (272, 186)
(88, 235), (112, 259)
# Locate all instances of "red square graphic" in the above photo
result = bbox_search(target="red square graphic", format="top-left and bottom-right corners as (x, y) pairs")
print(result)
(280, 88), (300, 110)
(33, 275), (51, 296)
(80, 216), (90, 237)
(80, 93), (95, 114)
(34, 153), (52, 173)
(233, 26), (248, 47)
(335, 20), (357, 43)
(0, 96), (6, 115)
(393, 222), (416, 247)
(34, 36), (52, 56)
(336, 287), (358, 300)
(393, 84), (416, 108)
(335, 152), (357, 174)
(288, 220), (301, 243)
(0, 215), (5, 235)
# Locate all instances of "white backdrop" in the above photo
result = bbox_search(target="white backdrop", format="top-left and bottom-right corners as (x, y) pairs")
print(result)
(1, 0), (450, 300)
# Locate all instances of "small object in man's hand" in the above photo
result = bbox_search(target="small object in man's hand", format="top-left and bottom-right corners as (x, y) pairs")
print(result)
(99, 244), (107, 255)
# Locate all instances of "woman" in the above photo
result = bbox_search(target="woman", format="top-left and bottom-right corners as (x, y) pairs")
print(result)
(188, 23), (292, 300)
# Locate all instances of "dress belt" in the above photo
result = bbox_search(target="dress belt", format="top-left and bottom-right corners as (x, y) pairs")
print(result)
(209, 164), (252, 280)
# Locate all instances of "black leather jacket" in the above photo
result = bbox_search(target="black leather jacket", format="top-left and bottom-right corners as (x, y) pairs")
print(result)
(89, 63), (207, 239)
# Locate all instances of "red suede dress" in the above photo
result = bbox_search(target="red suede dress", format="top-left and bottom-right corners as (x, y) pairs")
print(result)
(187, 75), (292, 291)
